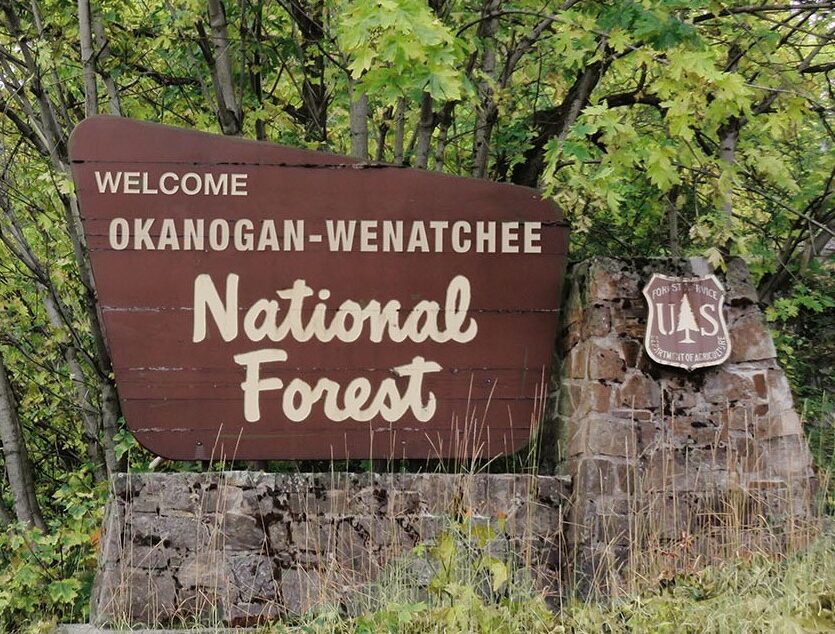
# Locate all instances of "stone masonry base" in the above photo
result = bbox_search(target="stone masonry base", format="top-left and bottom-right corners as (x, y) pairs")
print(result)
(92, 472), (570, 626)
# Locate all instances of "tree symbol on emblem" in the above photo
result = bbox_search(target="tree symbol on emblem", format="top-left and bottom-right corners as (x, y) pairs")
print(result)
(676, 293), (699, 343)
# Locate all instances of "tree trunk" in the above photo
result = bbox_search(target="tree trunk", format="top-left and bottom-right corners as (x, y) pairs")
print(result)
(667, 186), (680, 257)
(759, 216), (835, 303)
(414, 92), (435, 169)
(250, 0), (267, 141)
(434, 103), (454, 171)
(91, 11), (122, 115)
(511, 58), (607, 187)
(77, 0), (98, 117)
(0, 352), (46, 530)
(375, 105), (393, 162)
(99, 379), (124, 473)
(281, 0), (328, 143)
(717, 118), (739, 221)
(472, 0), (501, 178)
(41, 289), (108, 480)
(349, 82), (369, 160)
(393, 97), (406, 165)
(472, 103), (497, 178)
(199, 0), (243, 135)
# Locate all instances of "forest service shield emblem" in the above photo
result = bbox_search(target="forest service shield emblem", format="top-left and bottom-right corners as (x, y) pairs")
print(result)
(642, 273), (731, 370)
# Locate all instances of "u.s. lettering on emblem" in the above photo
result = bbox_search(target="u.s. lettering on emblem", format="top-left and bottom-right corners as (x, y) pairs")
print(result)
(642, 273), (731, 371)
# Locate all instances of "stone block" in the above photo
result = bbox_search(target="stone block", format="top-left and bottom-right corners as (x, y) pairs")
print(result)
(240, 488), (276, 517)
(286, 492), (324, 516)
(582, 304), (612, 338)
(703, 370), (756, 404)
(130, 492), (160, 514)
(177, 551), (228, 590)
(619, 339), (644, 369)
(226, 601), (282, 626)
(729, 435), (763, 471)
(99, 503), (125, 564)
(110, 472), (135, 499)
(587, 340), (625, 380)
(128, 544), (172, 570)
(588, 258), (641, 300)
(140, 474), (199, 514)
(596, 497), (632, 516)
(95, 569), (178, 625)
(669, 417), (727, 447)
(567, 498), (600, 545)
(564, 322), (582, 350)
(609, 302), (648, 338)
(506, 502), (562, 538)
(229, 553), (279, 602)
(222, 512), (266, 551)
(611, 408), (654, 422)
(722, 404), (755, 431)
(536, 475), (571, 505)
(176, 587), (227, 623)
(752, 373), (768, 399)
(755, 411), (802, 441)
(267, 520), (289, 549)
(334, 519), (376, 574)
(564, 276), (584, 327)
(280, 568), (324, 615)
(664, 383), (699, 410)
(566, 420), (587, 457)
(572, 458), (619, 496)
(584, 415), (654, 458)
(766, 369), (795, 413)
(595, 512), (631, 546)
(724, 257), (758, 305)
(482, 474), (520, 514)
(618, 371), (661, 409)
(126, 511), (209, 550)
(642, 451), (688, 492)
(728, 308), (777, 362)
(586, 382), (615, 413)
(567, 341), (589, 379)
(761, 436), (814, 479)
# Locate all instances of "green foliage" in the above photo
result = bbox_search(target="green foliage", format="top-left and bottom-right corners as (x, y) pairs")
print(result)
(338, 0), (468, 102)
(764, 259), (835, 513)
(0, 468), (106, 631)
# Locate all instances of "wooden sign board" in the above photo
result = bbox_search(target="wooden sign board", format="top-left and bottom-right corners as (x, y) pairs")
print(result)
(642, 273), (731, 370)
(69, 117), (569, 460)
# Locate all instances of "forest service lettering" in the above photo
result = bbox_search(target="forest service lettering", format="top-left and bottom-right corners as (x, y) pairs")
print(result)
(193, 273), (478, 423)
(108, 218), (543, 254)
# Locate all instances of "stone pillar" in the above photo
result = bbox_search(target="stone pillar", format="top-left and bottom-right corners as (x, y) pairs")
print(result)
(555, 257), (816, 594)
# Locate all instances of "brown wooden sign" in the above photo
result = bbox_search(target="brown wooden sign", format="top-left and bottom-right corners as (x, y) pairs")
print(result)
(69, 117), (568, 460)
(642, 273), (731, 370)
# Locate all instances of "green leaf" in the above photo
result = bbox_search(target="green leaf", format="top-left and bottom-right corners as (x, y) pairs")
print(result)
(487, 558), (508, 592)
(48, 579), (81, 605)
